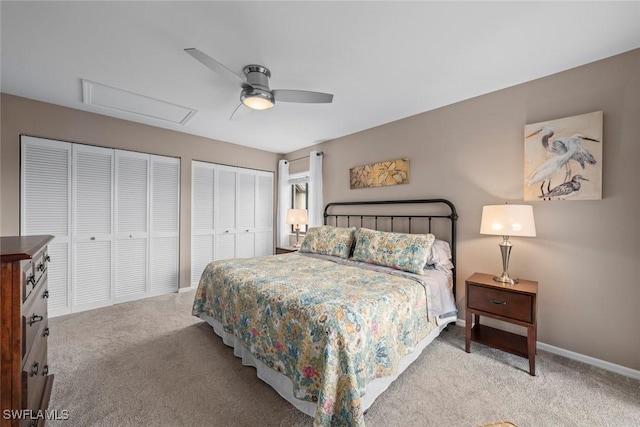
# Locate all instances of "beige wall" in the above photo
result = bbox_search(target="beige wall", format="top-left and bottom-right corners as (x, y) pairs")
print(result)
(0, 94), (280, 290)
(286, 49), (640, 370)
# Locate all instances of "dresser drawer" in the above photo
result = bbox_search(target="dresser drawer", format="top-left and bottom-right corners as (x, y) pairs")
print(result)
(22, 331), (48, 413)
(21, 259), (37, 302)
(467, 284), (533, 323)
(21, 247), (49, 304)
(22, 281), (49, 361)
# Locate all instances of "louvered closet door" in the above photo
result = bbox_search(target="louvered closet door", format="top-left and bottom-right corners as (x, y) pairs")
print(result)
(114, 150), (149, 303)
(21, 136), (72, 317)
(149, 155), (180, 295)
(72, 144), (114, 312)
(255, 171), (274, 256)
(215, 165), (237, 261)
(236, 169), (256, 259)
(191, 161), (215, 286)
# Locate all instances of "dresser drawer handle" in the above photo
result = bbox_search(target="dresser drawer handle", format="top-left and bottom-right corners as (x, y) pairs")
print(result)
(28, 314), (44, 326)
(45, 255), (51, 262)
(37, 262), (45, 272)
(42, 364), (49, 376)
(489, 299), (507, 306)
(27, 275), (36, 287)
(30, 362), (39, 377)
(43, 327), (50, 337)
(43, 290), (49, 299)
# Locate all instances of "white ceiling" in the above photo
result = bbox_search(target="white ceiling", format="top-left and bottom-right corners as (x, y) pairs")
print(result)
(2, 2), (640, 154)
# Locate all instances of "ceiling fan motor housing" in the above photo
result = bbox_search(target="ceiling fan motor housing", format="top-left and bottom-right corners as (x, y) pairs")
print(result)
(243, 65), (271, 90)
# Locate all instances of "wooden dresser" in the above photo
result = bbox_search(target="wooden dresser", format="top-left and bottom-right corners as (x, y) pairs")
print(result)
(1, 235), (54, 426)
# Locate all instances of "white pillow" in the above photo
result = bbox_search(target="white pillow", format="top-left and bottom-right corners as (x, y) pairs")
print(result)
(426, 239), (454, 270)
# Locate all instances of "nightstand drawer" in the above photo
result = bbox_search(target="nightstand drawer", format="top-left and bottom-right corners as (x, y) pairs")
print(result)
(467, 284), (533, 322)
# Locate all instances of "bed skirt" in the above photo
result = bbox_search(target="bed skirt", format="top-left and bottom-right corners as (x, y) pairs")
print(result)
(198, 313), (455, 417)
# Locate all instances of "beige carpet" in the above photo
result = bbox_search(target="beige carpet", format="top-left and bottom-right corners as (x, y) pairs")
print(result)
(47, 291), (640, 427)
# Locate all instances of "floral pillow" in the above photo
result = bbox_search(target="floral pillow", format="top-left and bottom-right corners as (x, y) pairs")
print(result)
(299, 226), (357, 259)
(351, 228), (435, 274)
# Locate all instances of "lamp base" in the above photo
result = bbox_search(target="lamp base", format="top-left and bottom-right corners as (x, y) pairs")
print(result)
(294, 228), (301, 248)
(493, 272), (519, 285)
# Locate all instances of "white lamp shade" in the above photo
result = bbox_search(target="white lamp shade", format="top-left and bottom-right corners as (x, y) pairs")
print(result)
(480, 205), (536, 237)
(286, 208), (308, 226)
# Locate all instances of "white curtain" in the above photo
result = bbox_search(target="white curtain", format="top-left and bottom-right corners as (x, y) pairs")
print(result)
(308, 151), (324, 227)
(277, 159), (291, 247)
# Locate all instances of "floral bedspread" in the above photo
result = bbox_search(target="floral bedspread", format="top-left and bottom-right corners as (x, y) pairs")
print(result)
(192, 253), (439, 426)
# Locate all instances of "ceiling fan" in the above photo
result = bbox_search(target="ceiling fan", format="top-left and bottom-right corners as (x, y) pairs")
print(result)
(184, 48), (334, 120)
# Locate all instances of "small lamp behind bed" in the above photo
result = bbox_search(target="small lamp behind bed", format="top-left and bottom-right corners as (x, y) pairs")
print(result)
(286, 208), (308, 248)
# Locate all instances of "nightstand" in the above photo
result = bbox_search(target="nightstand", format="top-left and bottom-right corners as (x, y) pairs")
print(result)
(275, 246), (299, 254)
(465, 272), (538, 375)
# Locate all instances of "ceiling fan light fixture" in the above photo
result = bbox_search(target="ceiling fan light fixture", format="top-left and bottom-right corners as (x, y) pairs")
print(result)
(241, 88), (275, 110)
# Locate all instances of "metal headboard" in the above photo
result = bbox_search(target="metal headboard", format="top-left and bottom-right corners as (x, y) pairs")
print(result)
(323, 199), (458, 295)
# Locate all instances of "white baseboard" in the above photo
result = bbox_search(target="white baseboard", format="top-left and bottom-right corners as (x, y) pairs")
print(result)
(178, 286), (195, 293)
(455, 319), (640, 380)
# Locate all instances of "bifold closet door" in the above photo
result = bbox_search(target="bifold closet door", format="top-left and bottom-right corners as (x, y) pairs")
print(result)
(215, 165), (237, 261)
(72, 144), (114, 312)
(21, 136), (72, 317)
(149, 155), (180, 295)
(236, 169), (256, 259)
(114, 150), (149, 303)
(191, 161), (215, 286)
(255, 171), (274, 256)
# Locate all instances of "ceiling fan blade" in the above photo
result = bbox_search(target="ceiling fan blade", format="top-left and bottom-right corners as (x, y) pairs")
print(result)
(184, 48), (247, 86)
(229, 103), (253, 121)
(273, 89), (333, 104)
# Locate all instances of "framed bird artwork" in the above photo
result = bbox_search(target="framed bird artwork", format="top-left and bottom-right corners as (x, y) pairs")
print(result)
(524, 111), (603, 201)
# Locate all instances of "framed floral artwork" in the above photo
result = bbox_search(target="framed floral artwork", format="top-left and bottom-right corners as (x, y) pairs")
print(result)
(350, 158), (409, 189)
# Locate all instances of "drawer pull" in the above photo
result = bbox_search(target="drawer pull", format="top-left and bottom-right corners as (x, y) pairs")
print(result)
(28, 314), (44, 326)
(43, 327), (50, 337)
(27, 275), (36, 287)
(489, 299), (507, 306)
(43, 290), (49, 299)
(30, 362), (39, 377)
(42, 364), (49, 376)
(37, 262), (45, 271)
(45, 255), (51, 262)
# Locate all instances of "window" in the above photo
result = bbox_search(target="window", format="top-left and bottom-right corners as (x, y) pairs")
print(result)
(289, 173), (309, 233)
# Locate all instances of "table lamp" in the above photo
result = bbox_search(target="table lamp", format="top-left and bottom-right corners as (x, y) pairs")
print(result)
(480, 204), (536, 285)
(286, 208), (308, 248)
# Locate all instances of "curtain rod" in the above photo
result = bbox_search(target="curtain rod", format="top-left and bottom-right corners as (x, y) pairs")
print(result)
(286, 151), (324, 163)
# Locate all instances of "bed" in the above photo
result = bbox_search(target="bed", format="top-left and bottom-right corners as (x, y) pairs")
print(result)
(192, 199), (458, 426)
